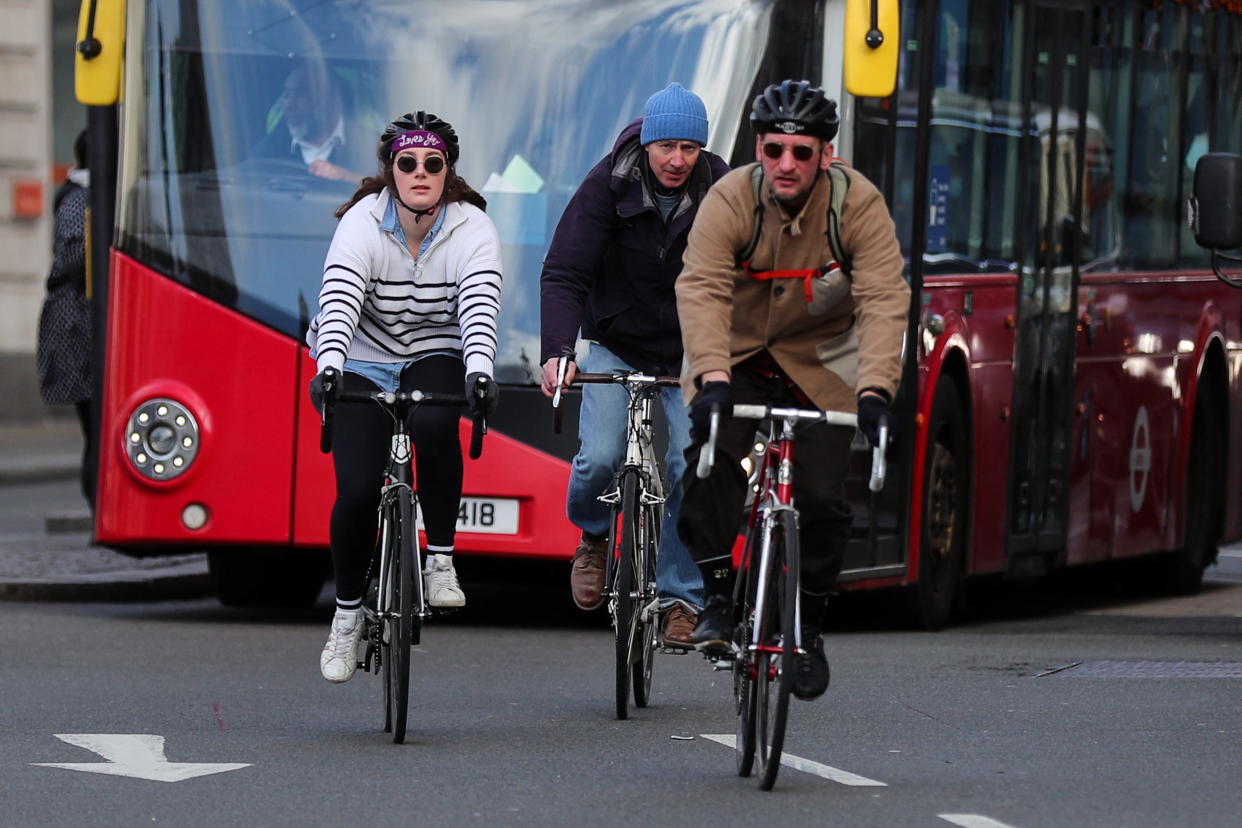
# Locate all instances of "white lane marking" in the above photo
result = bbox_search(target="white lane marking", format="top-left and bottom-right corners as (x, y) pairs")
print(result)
(939, 815), (1021, 828)
(32, 734), (250, 782)
(700, 734), (887, 786)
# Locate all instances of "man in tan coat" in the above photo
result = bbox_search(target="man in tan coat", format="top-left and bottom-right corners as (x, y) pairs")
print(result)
(676, 79), (908, 700)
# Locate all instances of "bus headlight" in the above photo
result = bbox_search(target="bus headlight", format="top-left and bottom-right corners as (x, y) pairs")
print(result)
(125, 398), (200, 481)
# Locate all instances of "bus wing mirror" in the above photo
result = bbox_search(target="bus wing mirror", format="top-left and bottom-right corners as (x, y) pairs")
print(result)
(844, 0), (899, 98)
(75, 0), (126, 106)
(1191, 153), (1242, 251)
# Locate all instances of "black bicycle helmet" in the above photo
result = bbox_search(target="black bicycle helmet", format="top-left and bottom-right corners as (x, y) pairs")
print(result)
(750, 79), (839, 142)
(378, 111), (460, 165)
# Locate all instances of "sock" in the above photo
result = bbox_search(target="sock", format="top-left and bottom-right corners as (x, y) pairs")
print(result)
(697, 558), (733, 601)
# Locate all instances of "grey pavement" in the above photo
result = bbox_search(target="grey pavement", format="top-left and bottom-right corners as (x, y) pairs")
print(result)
(0, 417), (210, 601)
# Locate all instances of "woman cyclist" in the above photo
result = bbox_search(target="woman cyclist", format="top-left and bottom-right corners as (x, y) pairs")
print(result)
(306, 111), (503, 683)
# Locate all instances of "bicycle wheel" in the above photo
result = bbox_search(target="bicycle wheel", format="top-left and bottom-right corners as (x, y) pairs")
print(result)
(378, 500), (396, 735)
(733, 527), (761, 777)
(613, 470), (641, 720)
(755, 510), (798, 790)
(387, 488), (416, 744)
(632, 494), (659, 708)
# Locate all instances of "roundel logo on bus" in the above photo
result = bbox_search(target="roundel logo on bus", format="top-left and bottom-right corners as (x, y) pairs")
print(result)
(1129, 406), (1151, 513)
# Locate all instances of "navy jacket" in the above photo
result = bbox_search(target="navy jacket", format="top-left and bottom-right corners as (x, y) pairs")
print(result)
(540, 119), (731, 376)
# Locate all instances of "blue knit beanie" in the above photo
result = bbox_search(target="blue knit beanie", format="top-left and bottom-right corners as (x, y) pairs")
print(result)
(640, 82), (709, 146)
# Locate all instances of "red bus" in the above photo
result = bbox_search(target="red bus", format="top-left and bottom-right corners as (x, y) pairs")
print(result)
(838, 0), (1242, 627)
(77, 0), (1242, 622)
(72, 0), (819, 605)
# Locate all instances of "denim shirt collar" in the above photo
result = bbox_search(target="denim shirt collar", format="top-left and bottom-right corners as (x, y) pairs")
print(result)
(381, 195), (446, 256)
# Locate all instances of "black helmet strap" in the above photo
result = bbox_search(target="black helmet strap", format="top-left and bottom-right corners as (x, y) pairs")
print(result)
(392, 190), (439, 224)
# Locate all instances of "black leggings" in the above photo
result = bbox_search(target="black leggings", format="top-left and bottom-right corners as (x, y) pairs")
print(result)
(329, 355), (464, 603)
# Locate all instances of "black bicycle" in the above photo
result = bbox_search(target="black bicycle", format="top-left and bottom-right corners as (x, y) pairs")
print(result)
(699, 403), (886, 789)
(319, 367), (487, 744)
(552, 361), (678, 719)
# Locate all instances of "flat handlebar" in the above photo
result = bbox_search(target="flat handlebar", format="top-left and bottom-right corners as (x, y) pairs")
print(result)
(695, 402), (889, 492)
(318, 367), (487, 459)
(549, 358), (680, 434)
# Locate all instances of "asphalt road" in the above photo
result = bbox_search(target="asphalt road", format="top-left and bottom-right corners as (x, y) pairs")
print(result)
(4, 570), (1242, 827)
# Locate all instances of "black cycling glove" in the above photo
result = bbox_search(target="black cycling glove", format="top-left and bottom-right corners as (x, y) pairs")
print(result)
(308, 370), (335, 413)
(689, 381), (733, 444)
(466, 372), (499, 417)
(856, 394), (890, 447)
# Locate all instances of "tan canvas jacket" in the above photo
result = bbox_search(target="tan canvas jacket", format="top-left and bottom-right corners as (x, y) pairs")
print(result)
(676, 162), (908, 412)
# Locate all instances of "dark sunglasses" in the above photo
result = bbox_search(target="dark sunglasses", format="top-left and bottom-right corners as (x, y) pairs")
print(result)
(395, 154), (446, 175)
(761, 142), (817, 162)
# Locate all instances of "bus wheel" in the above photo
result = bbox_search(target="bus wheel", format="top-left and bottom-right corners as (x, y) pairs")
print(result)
(208, 549), (327, 608)
(1162, 388), (1221, 595)
(908, 377), (967, 630)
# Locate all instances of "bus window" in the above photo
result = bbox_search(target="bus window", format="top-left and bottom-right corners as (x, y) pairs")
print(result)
(116, 0), (773, 384)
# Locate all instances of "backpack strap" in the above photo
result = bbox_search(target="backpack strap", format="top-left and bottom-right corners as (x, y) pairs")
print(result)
(736, 163), (766, 266)
(825, 160), (852, 279)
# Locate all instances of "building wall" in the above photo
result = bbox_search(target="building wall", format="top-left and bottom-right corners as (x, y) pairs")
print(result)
(0, 0), (80, 420)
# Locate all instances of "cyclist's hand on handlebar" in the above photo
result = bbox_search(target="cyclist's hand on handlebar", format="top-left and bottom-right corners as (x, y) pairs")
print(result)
(540, 357), (576, 398)
(857, 392), (890, 447)
(309, 369), (335, 414)
(690, 381), (733, 444)
(467, 372), (499, 417)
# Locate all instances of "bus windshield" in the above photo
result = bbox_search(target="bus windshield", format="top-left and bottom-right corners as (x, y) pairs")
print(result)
(116, 0), (772, 382)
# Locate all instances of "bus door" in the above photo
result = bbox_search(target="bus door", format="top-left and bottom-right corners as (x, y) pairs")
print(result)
(1007, 0), (1089, 573)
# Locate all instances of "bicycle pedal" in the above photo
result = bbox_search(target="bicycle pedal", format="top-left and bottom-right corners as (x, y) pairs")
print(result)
(659, 645), (691, 655)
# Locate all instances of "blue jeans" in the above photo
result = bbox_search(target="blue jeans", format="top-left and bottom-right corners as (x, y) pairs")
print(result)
(566, 343), (704, 609)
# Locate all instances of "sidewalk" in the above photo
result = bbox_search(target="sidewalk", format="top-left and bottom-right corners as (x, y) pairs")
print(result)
(0, 417), (210, 601)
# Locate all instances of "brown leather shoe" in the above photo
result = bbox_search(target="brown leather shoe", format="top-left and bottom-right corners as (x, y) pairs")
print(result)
(570, 537), (607, 610)
(660, 602), (698, 649)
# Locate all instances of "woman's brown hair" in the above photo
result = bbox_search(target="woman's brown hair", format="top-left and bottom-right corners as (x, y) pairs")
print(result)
(334, 140), (487, 220)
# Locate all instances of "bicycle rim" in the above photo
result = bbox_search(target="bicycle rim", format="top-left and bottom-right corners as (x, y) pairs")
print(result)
(734, 527), (761, 776)
(632, 498), (659, 708)
(378, 501), (395, 735)
(756, 513), (797, 790)
(613, 471), (640, 720)
(389, 490), (415, 744)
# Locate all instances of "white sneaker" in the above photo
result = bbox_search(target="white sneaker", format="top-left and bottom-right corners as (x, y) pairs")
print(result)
(423, 554), (466, 608)
(320, 609), (363, 683)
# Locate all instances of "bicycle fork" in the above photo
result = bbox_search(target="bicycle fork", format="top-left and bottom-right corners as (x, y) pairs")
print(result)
(745, 505), (804, 680)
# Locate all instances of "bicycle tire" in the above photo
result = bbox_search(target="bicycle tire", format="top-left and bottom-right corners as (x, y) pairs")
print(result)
(379, 500), (396, 735)
(388, 488), (416, 744)
(613, 471), (641, 720)
(632, 492), (659, 708)
(756, 510), (798, 790)
(734, 526), (761, 777)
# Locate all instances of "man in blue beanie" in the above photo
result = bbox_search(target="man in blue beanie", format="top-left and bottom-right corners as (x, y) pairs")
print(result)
(540, 82), (731, 646)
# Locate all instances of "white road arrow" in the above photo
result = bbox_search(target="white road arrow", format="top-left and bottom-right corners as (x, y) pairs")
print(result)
(32, 734), (250, 782)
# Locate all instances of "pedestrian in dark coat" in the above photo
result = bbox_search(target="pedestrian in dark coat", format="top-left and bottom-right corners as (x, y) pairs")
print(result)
(36, 128), (95, 508)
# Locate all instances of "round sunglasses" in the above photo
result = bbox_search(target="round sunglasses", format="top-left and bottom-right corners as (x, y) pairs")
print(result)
(761, 142), (818, 162)
(395, 154), (446, 175)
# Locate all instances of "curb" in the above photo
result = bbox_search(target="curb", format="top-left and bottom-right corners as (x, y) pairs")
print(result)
(0, 561), (212, 602)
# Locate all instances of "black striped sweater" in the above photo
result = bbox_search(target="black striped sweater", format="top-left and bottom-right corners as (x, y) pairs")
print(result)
(307, 190), (503, 378)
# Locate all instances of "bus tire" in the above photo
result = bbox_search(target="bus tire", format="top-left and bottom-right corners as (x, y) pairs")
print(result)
(1162, 385), (1222, 595)
(208, 549), (327, 608)
(908, 376), (968, 630)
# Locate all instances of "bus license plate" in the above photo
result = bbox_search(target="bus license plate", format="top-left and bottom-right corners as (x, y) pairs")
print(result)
(416, 497), (519, 534)
(457, 497), (518, 534)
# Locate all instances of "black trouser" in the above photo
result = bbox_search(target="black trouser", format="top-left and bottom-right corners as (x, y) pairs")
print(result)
(74, 398), (96, 511)
(679, 364), (854, 610)
(329, 355), (464, 603)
